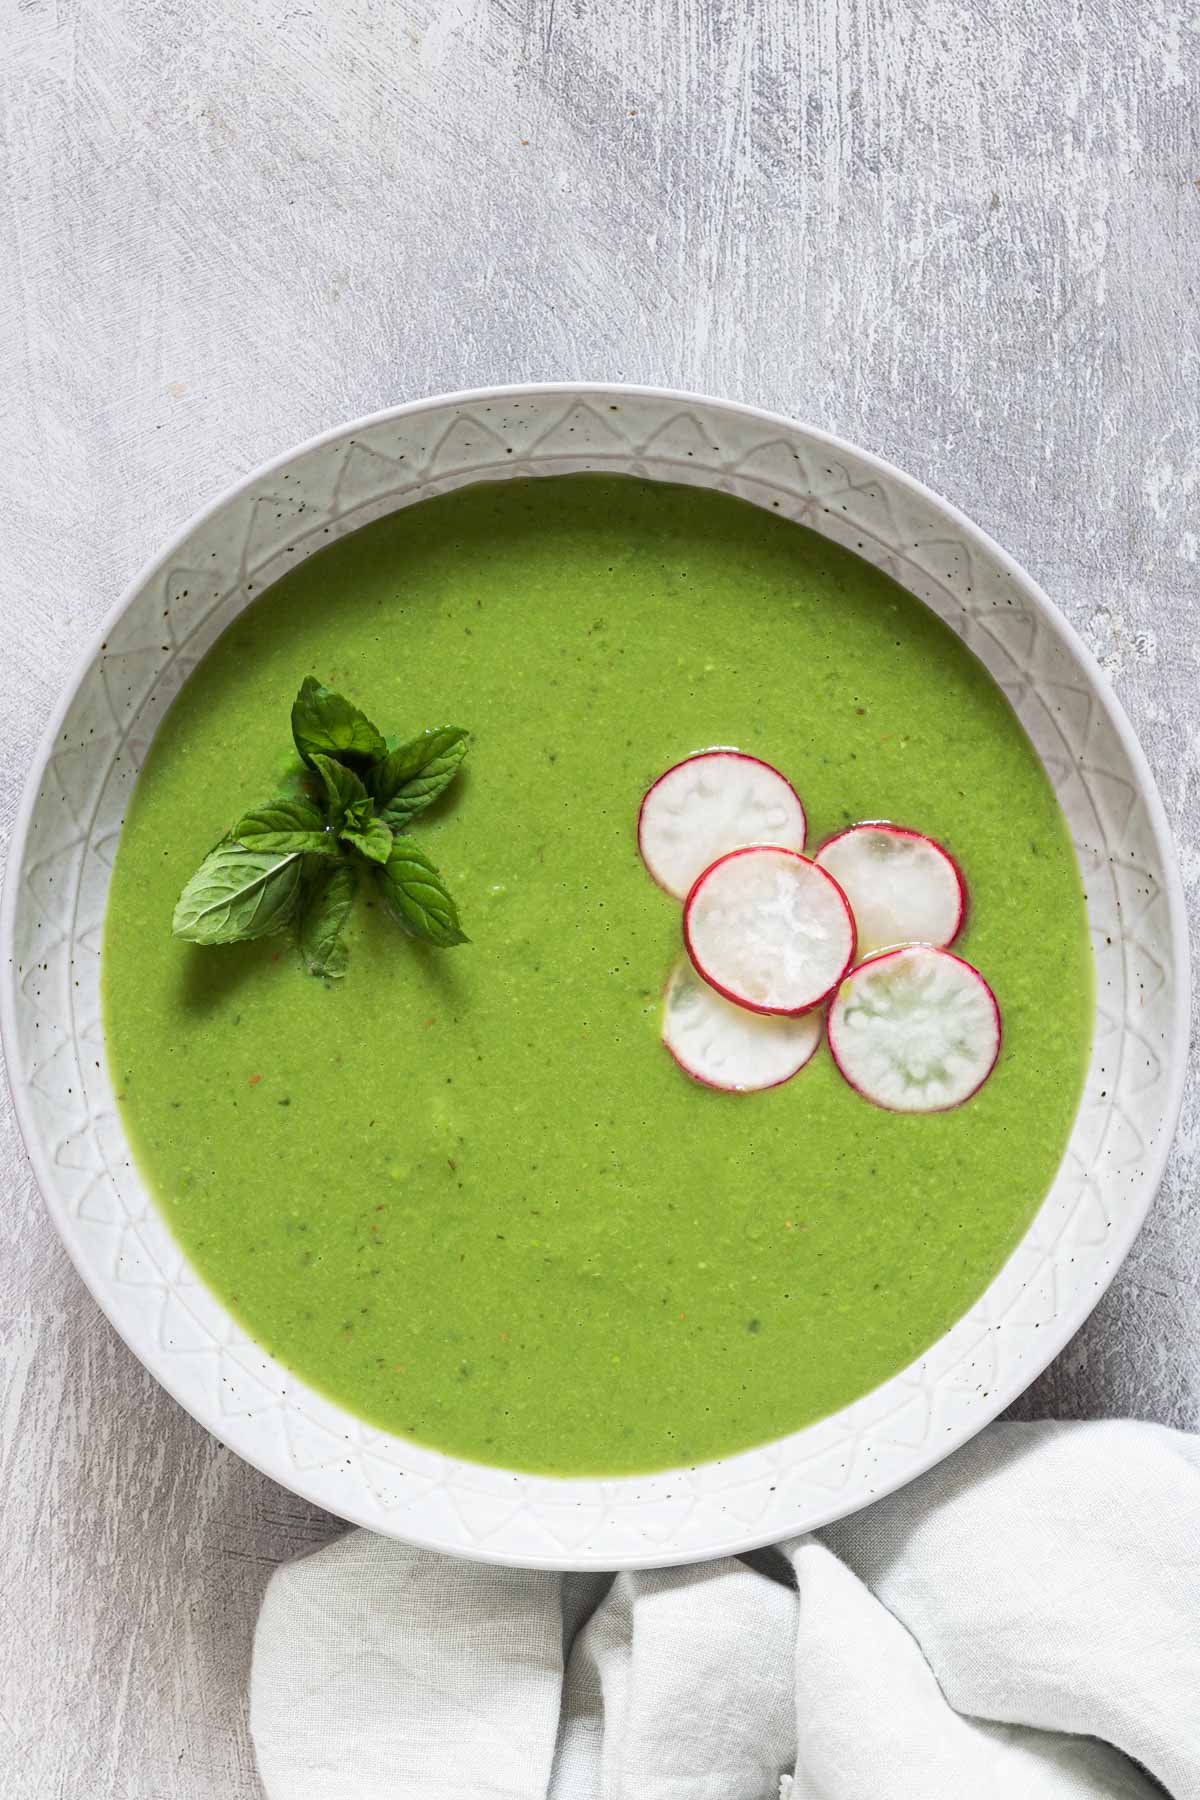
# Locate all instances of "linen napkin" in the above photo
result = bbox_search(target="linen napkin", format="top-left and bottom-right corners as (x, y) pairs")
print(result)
(251, 1420), (1200, 1799)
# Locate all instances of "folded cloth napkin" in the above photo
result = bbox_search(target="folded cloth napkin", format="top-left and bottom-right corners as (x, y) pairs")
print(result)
(251, 1421), (1200, 1799)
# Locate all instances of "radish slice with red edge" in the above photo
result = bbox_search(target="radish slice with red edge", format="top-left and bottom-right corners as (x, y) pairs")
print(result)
(638, 750), (806, 900)
(814, 823), (965, 957)
(662, 957), (822, 1092)
(827, 945), (1000, 1113)
(684, 846), (856, 1016)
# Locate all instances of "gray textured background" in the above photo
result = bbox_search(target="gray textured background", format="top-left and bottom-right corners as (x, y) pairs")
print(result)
(2, 3), (1198, 1795)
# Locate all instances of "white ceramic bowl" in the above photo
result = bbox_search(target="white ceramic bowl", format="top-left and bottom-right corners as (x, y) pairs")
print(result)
(2, 384), (1189, 1568)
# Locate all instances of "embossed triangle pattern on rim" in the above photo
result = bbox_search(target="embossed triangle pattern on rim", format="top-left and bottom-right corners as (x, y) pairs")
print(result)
(0, 384), (1188, 1569)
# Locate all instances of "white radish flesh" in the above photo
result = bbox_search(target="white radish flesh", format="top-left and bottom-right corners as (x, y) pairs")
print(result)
(637, 751), (806, 900)
(814, 824), (964, 957)
(827, 946), (1000, 1113)
(662, 957), (822, 1092)
(684, 846), (856, 1016)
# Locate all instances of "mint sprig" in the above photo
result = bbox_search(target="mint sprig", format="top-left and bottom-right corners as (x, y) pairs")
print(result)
(171, 680), (469, 978)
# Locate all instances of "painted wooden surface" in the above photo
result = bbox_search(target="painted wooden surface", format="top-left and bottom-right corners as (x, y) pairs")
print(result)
(1, 2), (1197, 1794)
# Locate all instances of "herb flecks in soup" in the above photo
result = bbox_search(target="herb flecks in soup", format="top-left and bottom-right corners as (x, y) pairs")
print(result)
(103, 475), (1092, 1476)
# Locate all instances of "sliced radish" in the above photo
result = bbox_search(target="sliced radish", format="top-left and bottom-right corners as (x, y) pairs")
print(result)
(662, 957), (822, 1092)
(814, 823), (965, 957)
(637, 750), (806, 900)
(684, 846), (856, 1016)
(827, 946), (1000, 1113)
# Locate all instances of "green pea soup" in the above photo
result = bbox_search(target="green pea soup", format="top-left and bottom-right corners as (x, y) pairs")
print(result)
(102, 475), (1093, 1475)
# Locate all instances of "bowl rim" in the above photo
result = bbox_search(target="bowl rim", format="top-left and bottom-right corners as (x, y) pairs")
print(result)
(2, 381), (1191, 1566)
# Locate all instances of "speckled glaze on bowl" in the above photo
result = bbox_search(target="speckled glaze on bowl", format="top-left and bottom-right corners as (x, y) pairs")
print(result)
(1, 385), (1188, 1568)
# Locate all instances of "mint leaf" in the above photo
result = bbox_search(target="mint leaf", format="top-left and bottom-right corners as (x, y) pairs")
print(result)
(297, 857), (357, 979)
(342, 816), (393, 866)
(311, 752), (368, 827)
(291, 677), (387, 769)
(173, 842), (304, 944)
(376, 836), (467, 947)
(234, 795), (337, 856)
(337, 794), (392, 861)
(372, 727), (468, 830)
